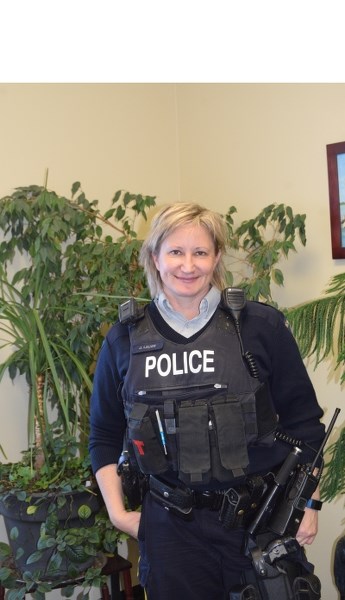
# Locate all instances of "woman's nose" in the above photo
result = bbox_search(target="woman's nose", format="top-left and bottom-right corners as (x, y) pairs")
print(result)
(180, 254), (195, 271)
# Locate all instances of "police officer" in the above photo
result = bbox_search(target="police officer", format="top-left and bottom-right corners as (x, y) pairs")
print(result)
(89, 203), (325, 600)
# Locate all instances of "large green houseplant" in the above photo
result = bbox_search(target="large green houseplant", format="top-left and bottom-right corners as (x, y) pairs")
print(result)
(0, 182), (307, 598)
(224, 202), (306, 304)
(0, 182), (155, 598)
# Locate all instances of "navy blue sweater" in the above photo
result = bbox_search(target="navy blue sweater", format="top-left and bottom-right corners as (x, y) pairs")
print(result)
(89, 300), (325, 482)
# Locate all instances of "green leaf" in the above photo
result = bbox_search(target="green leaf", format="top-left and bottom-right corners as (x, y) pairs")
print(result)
(15, 491), (27, 502)
(71, 182), (81, 196)
(8, 588), (26, 600)
(37, 536), (56, 550)
(31, 590), (45, 600)
(26, 505), (38, 515)
(0, 567), (13, 582)
(61, 585), (75, 597)
(111, 190), (122, 205)
(0, 542), (11, 559)
(26, 550), (43, 564)
(104, 209), (115, 219)
(47, 552), (63, 573)
(15, 547), (25, 560)
(78, 504), (92, 520)
(36, 582), (53, 593)
(9, 527), (19, 541)
(272, 268), (284, 286)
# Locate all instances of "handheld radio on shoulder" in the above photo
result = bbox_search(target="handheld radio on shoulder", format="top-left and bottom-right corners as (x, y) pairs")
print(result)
(221, 287), (246, 332)
(118, 298), (144, 325)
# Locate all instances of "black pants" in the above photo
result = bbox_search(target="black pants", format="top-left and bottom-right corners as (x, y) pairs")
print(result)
(137, 493), (253, 600)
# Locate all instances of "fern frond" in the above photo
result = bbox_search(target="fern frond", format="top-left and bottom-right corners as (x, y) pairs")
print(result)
(320, 428), (345, 501)
(287, 275), (345, 384)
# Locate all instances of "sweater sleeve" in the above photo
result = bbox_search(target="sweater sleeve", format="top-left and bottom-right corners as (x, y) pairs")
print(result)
(242, 302), (325, 465)
(88, 323), (130, 474)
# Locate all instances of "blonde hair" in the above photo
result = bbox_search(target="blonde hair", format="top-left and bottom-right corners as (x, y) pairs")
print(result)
(140, 202), (228, 297)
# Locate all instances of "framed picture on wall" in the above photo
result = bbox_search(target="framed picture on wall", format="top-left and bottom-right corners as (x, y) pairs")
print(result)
(327, 141), (345, 259)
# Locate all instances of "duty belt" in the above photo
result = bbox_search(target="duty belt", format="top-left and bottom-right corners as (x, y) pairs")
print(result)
(149, 474), (268, 528)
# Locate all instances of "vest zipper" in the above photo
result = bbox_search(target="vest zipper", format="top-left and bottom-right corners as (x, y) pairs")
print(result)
(135, 382), (227, 399)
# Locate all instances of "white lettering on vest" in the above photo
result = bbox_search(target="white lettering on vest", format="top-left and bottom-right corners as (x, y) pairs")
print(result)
(157, 354), (170, 376)
(144, 350), (215, 377)
(189, 350), (202, 373)
(145, 356), (156, 378)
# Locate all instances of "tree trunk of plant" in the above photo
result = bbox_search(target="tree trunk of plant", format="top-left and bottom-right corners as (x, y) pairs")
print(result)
(34, 374), (45, 471)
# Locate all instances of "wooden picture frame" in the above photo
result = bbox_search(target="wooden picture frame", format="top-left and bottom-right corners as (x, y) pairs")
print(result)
(327, 141), (345, 259)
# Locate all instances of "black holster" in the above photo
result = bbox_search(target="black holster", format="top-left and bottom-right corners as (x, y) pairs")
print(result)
(230, 564), (321, 600)
(117, 450), (148, 510)
(219, 475), (266, 529)
(149, 475), (194, 519)
(233, 536), (321, 600)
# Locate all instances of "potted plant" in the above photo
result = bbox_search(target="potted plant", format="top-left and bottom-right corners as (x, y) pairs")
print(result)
(286, 273), (345, 501)
(0, 182), (307, 598)
(0, 181), (155, 598)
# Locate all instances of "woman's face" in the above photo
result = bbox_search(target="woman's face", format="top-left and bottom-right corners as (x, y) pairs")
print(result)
(152, 224), (220, 307)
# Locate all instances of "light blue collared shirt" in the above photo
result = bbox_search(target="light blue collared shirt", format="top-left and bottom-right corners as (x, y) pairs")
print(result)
(154, 286), (221, 338)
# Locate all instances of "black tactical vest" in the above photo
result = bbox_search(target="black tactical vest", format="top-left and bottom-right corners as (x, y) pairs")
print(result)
(121, 306), (277, 486)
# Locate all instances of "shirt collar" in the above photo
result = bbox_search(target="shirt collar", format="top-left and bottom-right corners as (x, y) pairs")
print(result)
(155, 286), (221, 323)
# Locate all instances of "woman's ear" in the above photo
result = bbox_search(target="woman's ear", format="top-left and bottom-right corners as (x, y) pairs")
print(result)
(214, 250), (221, 266)
(152, 252), (160, 271)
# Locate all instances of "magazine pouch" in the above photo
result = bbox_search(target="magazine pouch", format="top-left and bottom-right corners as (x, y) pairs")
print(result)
(178, 400), (211, 485)
(178, 395), (250, 485)
(211, 397), (249, 480)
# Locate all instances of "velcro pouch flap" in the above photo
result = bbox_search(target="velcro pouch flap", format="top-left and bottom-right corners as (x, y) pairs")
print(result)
(212, 399), (249, 471)
(178, 402), (211, 484)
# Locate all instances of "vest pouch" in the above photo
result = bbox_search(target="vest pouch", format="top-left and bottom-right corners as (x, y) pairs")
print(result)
(178, 401), (211, 485)
(127, 403), (169, 475)
(253, 382), (277, 446)
(234, 384), (277, 448)
(211, 397), (249, 480)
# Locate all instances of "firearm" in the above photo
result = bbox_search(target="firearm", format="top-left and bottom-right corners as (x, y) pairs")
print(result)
(247, 408), (340, 539)
(117, 448), (147, 510)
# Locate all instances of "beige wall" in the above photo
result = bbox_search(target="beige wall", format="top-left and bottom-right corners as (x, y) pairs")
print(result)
(0, 83), (344, 598)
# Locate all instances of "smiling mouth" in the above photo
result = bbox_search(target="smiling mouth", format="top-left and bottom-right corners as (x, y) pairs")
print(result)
(177, 279), (199, 286)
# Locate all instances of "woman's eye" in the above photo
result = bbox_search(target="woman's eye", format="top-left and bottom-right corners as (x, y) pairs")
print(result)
(167, 249), (209, 256)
